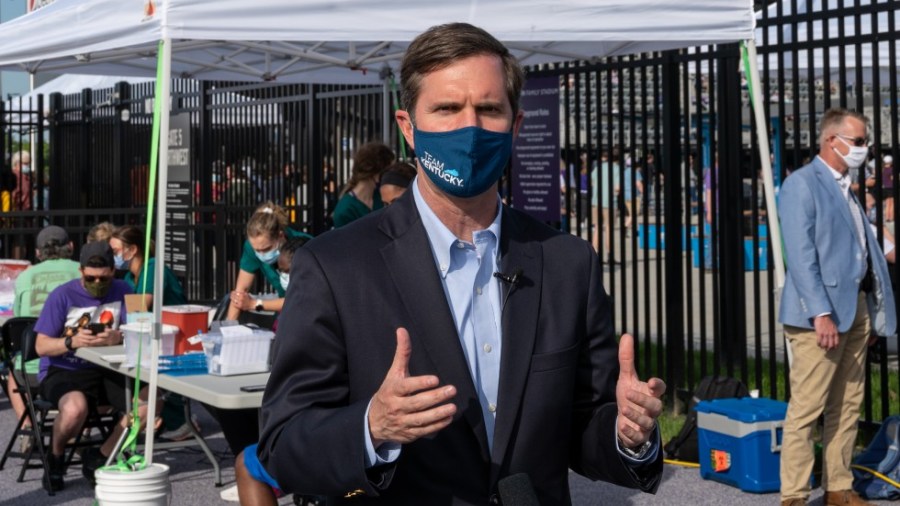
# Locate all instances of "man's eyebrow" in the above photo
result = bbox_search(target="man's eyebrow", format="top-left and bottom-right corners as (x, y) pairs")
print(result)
(427, 100), (461, 110)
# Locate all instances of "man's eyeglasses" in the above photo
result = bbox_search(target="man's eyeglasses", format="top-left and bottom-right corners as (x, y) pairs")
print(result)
(836, 134), (870, 147)
(83, 275), (112, 283)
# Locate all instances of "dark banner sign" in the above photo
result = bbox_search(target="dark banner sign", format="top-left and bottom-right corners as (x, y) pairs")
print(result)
(511, 76), (560, 223)
(165, 113), (191, 277)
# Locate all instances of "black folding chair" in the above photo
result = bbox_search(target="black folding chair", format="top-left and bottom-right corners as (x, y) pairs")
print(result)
(1, 321), (117, 493)
(0, 317), (38, 399)
(0, 317), (38, 469)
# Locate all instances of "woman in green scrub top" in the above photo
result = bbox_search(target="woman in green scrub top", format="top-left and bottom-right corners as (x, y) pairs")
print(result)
(110, 225), (187, 308)
(227, 201), (312, 320)
(331, 141), (395, 228)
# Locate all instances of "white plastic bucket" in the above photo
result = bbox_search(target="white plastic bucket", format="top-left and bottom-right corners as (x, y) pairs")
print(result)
(95, 463), (171, 506)
(121, 322), (179, 368)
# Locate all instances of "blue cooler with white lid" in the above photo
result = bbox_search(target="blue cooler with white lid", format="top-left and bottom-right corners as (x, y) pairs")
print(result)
(695, 397), (787, 493)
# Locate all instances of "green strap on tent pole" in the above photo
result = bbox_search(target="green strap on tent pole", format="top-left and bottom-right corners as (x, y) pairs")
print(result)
(390, 75), (407, 160)
(102, 39), (166, 474)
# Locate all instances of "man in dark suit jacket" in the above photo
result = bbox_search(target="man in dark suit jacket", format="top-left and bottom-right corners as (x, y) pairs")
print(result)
(259, 23), (665, 505)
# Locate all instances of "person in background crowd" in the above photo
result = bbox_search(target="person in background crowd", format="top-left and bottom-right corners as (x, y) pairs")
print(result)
(87, 222), (117, 244)
(11, 151), (32, 211)
(882, 154), (894, 222)
(378, 161), (417, 206)
(592, 148), (621, 259)
(642, 152), (658, 214)
(622, 153), (642, 232)
(778, 108), (896, 506)
(865, 192), (895, 264)
(331, 142), (395, 228)
(6, 226), (81, 454)
(259, 22), (664, 503)
(226, 202), (311, 321)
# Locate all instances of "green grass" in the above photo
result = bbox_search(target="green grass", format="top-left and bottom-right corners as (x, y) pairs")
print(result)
(634, 341), (900, 443)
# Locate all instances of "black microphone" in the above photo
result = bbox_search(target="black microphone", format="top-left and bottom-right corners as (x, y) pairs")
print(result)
(493, 267), (523, 285)
(497, 473), (540, 506)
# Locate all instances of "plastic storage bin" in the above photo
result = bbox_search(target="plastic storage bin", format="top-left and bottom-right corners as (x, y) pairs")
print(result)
(201, 325), (274, 376)
(696, 397), (787, 493)
(121, 322), (179, 368)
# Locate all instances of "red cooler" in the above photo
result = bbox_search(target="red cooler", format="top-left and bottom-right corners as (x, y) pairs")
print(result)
(162, 305), (211, 355)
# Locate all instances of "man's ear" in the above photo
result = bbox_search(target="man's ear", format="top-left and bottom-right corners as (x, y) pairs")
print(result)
(395, 109), (415, 150)
(512, 109), (525, 140)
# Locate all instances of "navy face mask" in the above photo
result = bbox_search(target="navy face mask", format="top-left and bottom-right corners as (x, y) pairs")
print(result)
(413, 125), (512, 198)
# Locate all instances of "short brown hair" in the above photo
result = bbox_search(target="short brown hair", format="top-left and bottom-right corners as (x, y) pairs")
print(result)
(818, 108), (868, 146)
(400, 23), (524, 118)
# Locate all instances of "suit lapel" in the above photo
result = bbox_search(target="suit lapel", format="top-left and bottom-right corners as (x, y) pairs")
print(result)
(490, 209), (542, 480)
(378, 192), (490, 460)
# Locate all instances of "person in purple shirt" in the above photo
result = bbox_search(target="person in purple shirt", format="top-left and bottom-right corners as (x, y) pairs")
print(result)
(34, 241), (155, 492)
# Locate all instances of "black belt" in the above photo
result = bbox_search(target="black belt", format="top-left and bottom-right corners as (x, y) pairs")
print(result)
(860, 265), (874, 293)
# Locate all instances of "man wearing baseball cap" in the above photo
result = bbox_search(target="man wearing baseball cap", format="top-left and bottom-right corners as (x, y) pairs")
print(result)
(33, 241), (153, 492)
(6, 226), (83, 459)
(14, 225), (81, 317)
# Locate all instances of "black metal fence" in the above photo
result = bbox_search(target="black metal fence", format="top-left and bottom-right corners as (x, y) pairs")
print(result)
(1, 0), (897, 422)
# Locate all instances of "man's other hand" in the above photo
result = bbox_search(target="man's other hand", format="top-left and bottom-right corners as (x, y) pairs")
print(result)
(615, 333), (665, 449)
(814, 315), (839, 350)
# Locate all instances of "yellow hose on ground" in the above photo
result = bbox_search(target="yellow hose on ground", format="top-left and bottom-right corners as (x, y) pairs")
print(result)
(664, 459), (700, 468)
(850, 464), (900, 489)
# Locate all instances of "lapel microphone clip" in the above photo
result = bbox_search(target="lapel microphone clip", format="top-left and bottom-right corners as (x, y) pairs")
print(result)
(493, 268), (523, 286)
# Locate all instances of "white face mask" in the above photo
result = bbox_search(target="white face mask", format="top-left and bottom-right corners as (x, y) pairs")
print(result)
(20, 164), (31, 174)
(279, 271), (290, 291)
(833, 136), (869, 170)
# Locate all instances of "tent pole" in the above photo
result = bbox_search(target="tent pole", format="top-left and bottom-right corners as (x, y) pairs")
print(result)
(147, 34), (173, 465)
(382, 77), (390, 144)
(743, 39), (790, 365)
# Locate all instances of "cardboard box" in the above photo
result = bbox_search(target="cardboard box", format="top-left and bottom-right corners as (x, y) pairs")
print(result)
(696, 397), (787, 493)
(162, 305), (211, 355)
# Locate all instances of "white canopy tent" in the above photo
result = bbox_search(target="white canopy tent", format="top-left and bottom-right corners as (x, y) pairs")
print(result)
(0, 0), (755, 83)
(0, 0), (765, 463)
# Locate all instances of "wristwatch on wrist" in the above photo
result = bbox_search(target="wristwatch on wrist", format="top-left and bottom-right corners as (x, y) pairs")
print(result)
(64, 335), (75, 352)
(618, 436), (652, 459)
(254, 299), (264, 312)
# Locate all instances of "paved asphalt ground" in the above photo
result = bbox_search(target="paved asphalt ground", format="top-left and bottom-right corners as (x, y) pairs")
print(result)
(0, 395), (894, 505)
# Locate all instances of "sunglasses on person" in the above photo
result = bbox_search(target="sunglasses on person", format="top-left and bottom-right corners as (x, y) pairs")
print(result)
(836, 133), (870, 147)
(83, 275), (112, 283)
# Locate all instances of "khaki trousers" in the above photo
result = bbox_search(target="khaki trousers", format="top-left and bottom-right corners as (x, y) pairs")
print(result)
(780, 292), (870, 500)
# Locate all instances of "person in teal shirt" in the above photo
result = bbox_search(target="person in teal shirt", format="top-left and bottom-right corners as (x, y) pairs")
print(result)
(331, 142), (395, 228)
(109, 225), (191, 440)
(228, 201), (312, 320)
(110, 226), (187, 307)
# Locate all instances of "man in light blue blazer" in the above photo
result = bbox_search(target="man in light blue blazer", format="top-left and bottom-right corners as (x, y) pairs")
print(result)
(778, 108), (896, 506)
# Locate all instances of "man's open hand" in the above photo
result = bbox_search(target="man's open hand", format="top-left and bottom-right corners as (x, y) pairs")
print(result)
(368, 328), (457, 448)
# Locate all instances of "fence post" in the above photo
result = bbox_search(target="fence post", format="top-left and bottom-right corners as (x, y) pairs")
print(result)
(113, 81), (130, 209)
(309, 84), (325, 235)
(715, 43), (748, 383)
(661, 50), (685, 408)
(47, 92), (62, 212)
